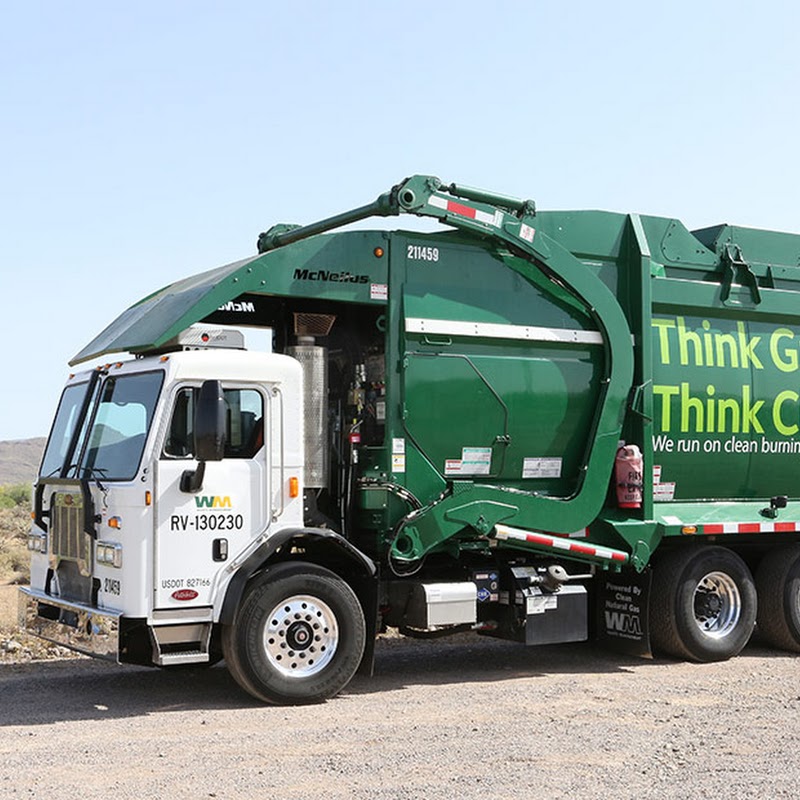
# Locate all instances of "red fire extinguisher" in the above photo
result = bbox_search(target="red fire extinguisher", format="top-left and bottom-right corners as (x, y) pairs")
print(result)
(615, 444), (643, 508)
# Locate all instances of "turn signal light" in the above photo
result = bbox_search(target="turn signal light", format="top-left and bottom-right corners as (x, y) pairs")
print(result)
(289, 477), (299, 498)
(681, 526), (698, 535)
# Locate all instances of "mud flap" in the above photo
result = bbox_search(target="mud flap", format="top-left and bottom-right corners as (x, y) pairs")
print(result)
(595, 567), (652, 658)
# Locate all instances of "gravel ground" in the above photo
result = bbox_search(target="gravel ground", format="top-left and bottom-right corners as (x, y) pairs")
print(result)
(2, 579), (800, 800)
(0, 585), (81, 662)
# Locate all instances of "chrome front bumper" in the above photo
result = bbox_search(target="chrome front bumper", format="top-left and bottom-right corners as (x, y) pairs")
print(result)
(18, 587), (122, 661)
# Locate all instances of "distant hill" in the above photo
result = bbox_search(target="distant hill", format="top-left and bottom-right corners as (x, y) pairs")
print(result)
(0, 438), (46, 486)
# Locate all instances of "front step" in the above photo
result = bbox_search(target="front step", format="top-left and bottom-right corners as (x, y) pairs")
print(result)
(151, 622), (212, 666)
(157, 650), (210, 666)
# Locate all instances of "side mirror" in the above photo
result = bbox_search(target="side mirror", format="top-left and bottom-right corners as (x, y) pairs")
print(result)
(194, 380), (226, 462)
(181, 380), (226, 493)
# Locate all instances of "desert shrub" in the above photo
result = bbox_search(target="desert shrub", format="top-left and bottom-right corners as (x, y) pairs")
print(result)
(0, 505), (30, 583)
(0, 484), (30, 510)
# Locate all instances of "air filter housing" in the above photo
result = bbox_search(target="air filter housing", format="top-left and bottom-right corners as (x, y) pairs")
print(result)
(286, 341), (330, 489)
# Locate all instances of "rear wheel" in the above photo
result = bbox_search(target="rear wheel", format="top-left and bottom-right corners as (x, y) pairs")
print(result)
(650, 546), (756, 662)
(755, 545), (800, 652)
(223, 563), (366, 705)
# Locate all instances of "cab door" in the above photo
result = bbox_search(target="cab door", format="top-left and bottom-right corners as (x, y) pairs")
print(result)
(154, 385), (269, 608)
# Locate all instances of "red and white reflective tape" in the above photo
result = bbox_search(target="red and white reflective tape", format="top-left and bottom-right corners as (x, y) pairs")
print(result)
(428, 194), (504, 228)
(494, 524), (629, 564)
(700, 521), (799, 535)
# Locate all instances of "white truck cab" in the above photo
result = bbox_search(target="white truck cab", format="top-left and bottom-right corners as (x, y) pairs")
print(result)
(21, 339), (307, 667)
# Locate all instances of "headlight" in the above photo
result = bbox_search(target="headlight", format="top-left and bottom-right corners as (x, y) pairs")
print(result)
(27, 532), (47, 553)
(96, 541), (123, 568)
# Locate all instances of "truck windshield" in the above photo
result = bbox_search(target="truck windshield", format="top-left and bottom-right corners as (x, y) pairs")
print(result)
(40, 381), (93, 478)
(79, 372), (164, 481)
(40, 371), (164, 483)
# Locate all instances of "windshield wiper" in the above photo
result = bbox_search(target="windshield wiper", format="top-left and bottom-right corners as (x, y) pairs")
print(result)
(80, 465), (109, 493)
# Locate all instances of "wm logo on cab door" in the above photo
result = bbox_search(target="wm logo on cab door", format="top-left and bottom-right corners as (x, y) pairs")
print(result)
(195, 496), (232, 508)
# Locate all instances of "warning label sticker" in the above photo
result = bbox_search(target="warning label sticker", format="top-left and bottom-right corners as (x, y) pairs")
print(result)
(462, 447), (491, 474)
(653, 482), (676, 501)
(652, 464), (676, 501)
(370, 283), (388, 301)
(527, 593), (558, 615)
(391, 440), (405, 471)
(522, 457), (562, 479)
(444, 447), (492, 476)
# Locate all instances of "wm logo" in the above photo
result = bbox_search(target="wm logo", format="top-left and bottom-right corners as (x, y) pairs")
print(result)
(605, 611), (643, 636)
(195, 496), (232, 508)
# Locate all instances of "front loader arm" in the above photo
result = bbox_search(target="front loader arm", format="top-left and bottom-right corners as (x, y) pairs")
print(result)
(259, 175), (635, 565)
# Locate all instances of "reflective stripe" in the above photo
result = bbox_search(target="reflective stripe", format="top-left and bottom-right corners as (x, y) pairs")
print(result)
(405, 317), (603, 345)
(494, 524), (629, 563)
(428, 194), (504, 228)
(700, 521), (799, 535)
(629, 214), (651, 258)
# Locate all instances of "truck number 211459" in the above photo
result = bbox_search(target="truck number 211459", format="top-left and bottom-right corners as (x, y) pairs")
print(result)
(407, 245), (439, 262)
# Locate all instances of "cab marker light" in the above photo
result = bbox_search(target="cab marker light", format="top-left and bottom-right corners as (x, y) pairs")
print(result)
(145, 491), (152, 506)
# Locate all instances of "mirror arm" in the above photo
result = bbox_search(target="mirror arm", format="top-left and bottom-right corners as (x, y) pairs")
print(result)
(180, 460), (206, 493)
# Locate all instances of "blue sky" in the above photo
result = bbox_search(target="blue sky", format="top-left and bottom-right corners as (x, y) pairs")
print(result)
(2, 1), (798, 441)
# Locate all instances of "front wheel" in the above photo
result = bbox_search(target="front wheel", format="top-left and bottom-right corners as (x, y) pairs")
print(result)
(223, 563), (366, 705)
(650, 546), (756, 662)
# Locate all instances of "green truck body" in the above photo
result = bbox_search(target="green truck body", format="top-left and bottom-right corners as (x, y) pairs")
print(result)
(22, 175), (800, 703)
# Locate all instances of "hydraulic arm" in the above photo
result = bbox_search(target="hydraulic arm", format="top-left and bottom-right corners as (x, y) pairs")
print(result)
(258, 175), (634, 566)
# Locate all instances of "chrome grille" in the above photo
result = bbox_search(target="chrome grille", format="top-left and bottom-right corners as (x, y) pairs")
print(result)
(51, 491), (91, 573)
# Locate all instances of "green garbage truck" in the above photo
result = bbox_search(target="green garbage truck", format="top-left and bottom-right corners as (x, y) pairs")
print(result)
(19, 174), (800, 703)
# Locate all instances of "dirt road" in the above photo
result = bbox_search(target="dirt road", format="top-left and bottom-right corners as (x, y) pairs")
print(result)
(2, 624), (800, 800)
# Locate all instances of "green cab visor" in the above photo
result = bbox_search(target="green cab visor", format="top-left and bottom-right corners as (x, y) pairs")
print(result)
(70, 256), (261, 365)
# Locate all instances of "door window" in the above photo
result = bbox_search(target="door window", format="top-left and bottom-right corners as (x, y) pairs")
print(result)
(164, 387), (264, 459)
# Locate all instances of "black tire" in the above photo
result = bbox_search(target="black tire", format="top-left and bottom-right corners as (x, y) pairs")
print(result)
(222, 562), (366, 705)
(650, 546), (756, 662)
(756, 545), (800, 652)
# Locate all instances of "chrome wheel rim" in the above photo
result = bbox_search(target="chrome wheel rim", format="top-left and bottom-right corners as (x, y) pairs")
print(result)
(693, 571), (741, 638)
(263, 594), (338, 678)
